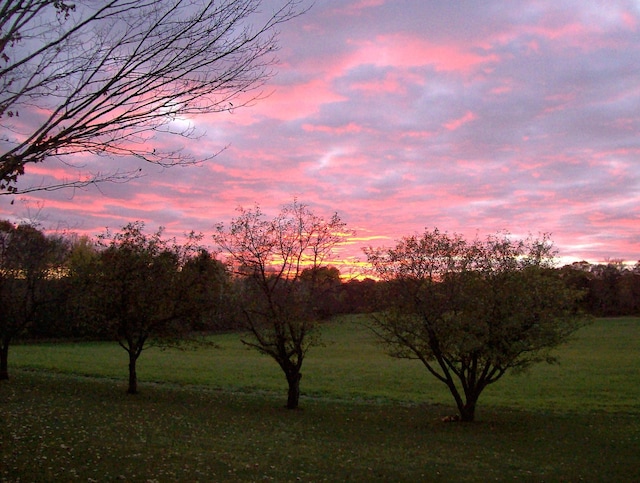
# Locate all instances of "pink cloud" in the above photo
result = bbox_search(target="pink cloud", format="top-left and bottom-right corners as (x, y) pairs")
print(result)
(622, 11), (638, 29)
(208, 78), (346, 125)
(301, 122), (365, 135)
(3, 0), (640, 270)
(350, 34), (497, 73)
(263, 79), (346, 120)
(444, 111), (477, 131)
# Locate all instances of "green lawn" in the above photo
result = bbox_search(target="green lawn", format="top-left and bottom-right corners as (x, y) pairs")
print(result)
(1, 316), (639, 481)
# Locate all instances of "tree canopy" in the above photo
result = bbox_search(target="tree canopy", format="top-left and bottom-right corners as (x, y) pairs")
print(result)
(214, 200), (353, 409)
(0, 220), (69, 379)
(365, 228), (590, 421)
(76, 221), (222, 393)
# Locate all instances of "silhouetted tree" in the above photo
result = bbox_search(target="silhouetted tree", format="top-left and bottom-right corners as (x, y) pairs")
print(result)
(617, 270), (640, 315)
(0, 221), (69, 379)
(214, 201), (353, 409)
(179, 248), (231, 331)
(0, 0), (306, 193)
(589, 264), (623, 316)
(365, 229), (589, 422)
(559, 263), (595, 314)
(79, 222), (219, 393)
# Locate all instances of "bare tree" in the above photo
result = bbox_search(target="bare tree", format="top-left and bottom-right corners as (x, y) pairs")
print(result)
(0, 0), (307, 193)
(214, 200), (353, 409)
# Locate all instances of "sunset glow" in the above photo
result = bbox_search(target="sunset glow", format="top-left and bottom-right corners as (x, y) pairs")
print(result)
(2, 0), (639, 272)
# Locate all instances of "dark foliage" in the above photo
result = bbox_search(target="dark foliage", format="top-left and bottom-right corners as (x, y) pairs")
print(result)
(365, 229), (590, 421)
(561, 261), (640, 316)
(0, 221), (69, 378)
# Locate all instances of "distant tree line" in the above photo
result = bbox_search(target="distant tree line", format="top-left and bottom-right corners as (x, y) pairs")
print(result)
(1, 207), (628, 420)
(12, 246), (636, 345)
(560, 261), (640, 316)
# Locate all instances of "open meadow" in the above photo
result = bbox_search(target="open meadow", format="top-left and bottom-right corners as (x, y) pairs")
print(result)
(1, 316), (639, 481)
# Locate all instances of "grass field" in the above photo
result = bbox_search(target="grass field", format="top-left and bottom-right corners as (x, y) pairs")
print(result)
(1, 316), (639, 481)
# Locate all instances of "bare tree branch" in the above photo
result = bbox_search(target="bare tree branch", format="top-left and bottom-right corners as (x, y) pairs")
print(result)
(8, 167), (145, 194)
(0, 0), (308, 194)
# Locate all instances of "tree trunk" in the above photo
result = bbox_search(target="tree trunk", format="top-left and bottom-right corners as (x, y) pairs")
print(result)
(0, 339), (9, 380)
(286, 372), (301, 409)
(458, 394), (478, 422)
(459, 403), (476, 422)
(128, 351), (138, 394)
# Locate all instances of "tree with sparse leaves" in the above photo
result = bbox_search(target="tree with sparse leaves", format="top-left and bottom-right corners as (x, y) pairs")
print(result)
(365, 229), (590, 422)
(0, 0), (306, 193)
(214, 201), (353, 409)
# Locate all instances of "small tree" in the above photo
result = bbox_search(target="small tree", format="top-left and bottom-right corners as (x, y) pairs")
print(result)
(0, 221), (69, 379)
(214, 201), (352, 409)
(365, 229), (589, 422)
(80, 222), (220, 394)
(0, 0), (306, 193)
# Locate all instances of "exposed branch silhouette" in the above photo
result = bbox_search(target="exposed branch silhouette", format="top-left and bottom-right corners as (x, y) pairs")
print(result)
(0, 0), (307, 193)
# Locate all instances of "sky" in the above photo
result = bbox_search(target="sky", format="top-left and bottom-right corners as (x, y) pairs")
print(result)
(2, 0), (640, 271)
